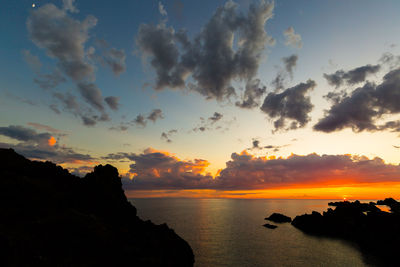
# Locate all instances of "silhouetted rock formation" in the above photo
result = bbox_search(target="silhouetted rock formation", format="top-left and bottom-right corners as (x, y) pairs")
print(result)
(292, 199), (400, 265)
(263, 223), (278, 229)
(0, 148), (194, 266)
(265, 213), (292, 223)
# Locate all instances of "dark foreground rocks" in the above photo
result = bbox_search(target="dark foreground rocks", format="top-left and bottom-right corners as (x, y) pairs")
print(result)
(263, 223), (277, 229)
(292, 199), (400, 265)
(265, 213), (292, 223)
(0, 148), (194, 266)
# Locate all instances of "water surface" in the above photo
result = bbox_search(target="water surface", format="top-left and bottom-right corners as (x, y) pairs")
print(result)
(130, 198), (371, 267)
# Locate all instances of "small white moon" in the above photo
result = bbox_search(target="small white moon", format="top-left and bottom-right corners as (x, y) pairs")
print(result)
(32, 3), (36, 8)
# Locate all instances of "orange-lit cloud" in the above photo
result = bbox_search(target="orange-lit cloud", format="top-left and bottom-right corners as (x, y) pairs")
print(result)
(47, 136), (56, 146)
(117, 148), (400, 193)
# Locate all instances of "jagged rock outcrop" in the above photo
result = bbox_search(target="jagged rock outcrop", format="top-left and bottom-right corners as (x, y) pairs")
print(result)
(0, 148), (194, 266)
(292, 199), (400, 265)
(265, 213), (292, 223)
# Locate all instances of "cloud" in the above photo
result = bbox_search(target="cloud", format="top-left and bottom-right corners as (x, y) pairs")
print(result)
(323, 64), (381, 88)
(147, 109), (164, 123)
(27, 122), (65, 135)
(0, 125), (95, 165)
(380, 52), (400, 69)
(34, 70), (66, 90)
(283, 27), (302, 49)
(27, 2), (116, 127)
(159, 2), (167, 16)
(0, 125), (51, 144)
(215, 152), (400, 190)
(192, 112), (232, 132)
(77, 82), (105, 111)
(104, 96), (119, 111)
(209, 112), (223, 123)
(270, 55), (299, 92)
(22, 50), (42, 72)
(133, 114), (147, 127)
(131, 109), (164, 127)
(314, 67), (400, 133)
(2, 90), (37, 106)
(103, 48), (126, 76)
(62, 0), (79, 13)
(260, 79), (316, 131)
(282, 54), (298, 78)
(91, 41), (126, 76)
(27, 3), (97, 82)
(136, 0), (274, 101)
(105, 148), (214, 189)
(235, 79), (267, 109)
(161, 129), (178, 143)
(248, 139), (289, 152)
(111, 148), (400, 191)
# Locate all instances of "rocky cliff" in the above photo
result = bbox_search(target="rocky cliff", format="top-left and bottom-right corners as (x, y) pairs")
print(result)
(0, 148), (194, 266)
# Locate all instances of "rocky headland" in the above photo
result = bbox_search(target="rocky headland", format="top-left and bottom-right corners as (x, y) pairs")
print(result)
(291, 198), (400, 265)
(0, 148), (194, 266)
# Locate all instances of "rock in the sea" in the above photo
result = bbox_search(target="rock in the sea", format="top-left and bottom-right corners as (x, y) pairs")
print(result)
(291, 199), (400, 265)
(0, 148), (194, 266)
(263, 223), (278, 229)
(265, 213), (292, 223)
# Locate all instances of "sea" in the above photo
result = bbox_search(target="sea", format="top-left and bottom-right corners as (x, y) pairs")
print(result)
(129, 198), (380, 267)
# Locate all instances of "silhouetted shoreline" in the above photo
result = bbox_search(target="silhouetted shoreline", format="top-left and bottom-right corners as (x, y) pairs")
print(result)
(0, 148), (194, 266)
(291, 198), (400, 266)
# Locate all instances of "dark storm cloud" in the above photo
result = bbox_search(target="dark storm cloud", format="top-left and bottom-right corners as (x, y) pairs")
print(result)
(260, 79), (316, 131)
(283, 27), (302, 49)
(161, 129), (178, 143)
(282, 54), (298, 77)
(235, 79), (267, 109)
(136, 1), (274, 101)
(314, 67), (400, 133)
(323, 64), (381, 88)
(104, 96), (119, 111)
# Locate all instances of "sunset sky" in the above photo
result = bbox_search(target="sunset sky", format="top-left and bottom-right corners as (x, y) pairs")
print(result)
(1, 0), (400, 199)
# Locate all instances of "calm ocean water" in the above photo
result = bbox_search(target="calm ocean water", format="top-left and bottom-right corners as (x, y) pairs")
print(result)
(129, 199), (376, 267)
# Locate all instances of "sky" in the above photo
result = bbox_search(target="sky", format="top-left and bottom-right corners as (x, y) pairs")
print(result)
(1, 0), (400, 199)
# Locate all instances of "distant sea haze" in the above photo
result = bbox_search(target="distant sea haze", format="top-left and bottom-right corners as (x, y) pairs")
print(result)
(130, 199), (379, 267)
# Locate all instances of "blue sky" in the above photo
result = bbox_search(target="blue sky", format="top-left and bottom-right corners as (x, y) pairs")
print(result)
(1, 0), (400, 198)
